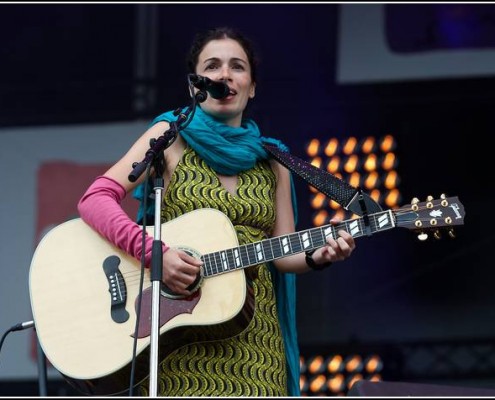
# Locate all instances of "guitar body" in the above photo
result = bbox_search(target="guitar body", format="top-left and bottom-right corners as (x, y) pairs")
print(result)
(29, 208), (252, 395)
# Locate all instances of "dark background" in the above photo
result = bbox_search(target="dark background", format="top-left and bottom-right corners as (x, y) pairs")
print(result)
(2, 2), (495, 395)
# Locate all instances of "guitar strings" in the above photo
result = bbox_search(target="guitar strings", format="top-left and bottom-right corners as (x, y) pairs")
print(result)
(117, 200), (459, 294)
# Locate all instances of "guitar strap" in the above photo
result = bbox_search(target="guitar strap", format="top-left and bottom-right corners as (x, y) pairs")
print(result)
(262, 143), (382, 217)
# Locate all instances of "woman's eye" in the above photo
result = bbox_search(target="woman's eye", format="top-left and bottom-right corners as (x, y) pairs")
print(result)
(205, 64), (218, 70)
(232, 64), (244, 70)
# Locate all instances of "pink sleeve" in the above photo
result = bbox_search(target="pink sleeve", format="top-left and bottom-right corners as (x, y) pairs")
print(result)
(77, 175), (169, 267)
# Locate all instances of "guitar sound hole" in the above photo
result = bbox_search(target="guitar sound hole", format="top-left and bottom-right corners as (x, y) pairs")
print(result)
(161, 272), (202, 299)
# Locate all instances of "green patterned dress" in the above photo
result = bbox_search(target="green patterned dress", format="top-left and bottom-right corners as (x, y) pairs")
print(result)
(137, 146), (288, 396)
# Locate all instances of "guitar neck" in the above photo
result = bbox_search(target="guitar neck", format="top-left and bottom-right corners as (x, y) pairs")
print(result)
(201, 209), (396, 277)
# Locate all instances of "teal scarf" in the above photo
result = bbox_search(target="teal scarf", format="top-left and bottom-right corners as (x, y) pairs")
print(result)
(133, 106), (301, 396)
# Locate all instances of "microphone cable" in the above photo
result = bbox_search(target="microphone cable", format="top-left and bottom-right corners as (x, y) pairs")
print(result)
(0, 320), (35, 359)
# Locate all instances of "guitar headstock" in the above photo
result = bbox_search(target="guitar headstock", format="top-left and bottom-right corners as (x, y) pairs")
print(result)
(394, 194), (465, 241)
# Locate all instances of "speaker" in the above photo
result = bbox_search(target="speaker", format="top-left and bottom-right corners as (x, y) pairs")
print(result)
(348, 380), (495, 397)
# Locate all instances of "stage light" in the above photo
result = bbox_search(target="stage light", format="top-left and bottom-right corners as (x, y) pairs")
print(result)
(346, 373), (364, 390)
(332, 208), (346, 221)
(343, 154), (360, 173)
(326, 355), (344, 374)
(309, 374), (327, 393)
(363, 153), (378, 172)
(324, 138), (339, 157)
(300, 374), (309, 392)
(363, 171), (380, 190)
(345, 355), (364, 373)
(384, 170), (400, 189)
(364, 355), (384, 374)
(348, 171), (361, 188)
(307, 138), (321, 157)
(360, 136), (377, 154)
(379, 134), (396, 152)
(326, 156), (341, 174)
(311, 156), (323, 168)
(384, 188), (401, 208)
(300, 356), (306, 374)
(327, 373), (346, 393)
(370, 189), (381, 203)
(329, 199), (341, 210)
(312, 210), (329, 227)
(342, 137), (358, 155)
(311, 192), (327, 208)
(308, 355), (326, 375)
(369, 373), (382, 382)
(381, 152), (398, 170)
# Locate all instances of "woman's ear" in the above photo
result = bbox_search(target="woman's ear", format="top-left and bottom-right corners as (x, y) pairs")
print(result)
(249, 83), (256, 99)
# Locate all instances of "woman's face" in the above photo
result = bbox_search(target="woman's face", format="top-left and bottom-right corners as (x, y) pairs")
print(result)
(195, 38), (255, 127)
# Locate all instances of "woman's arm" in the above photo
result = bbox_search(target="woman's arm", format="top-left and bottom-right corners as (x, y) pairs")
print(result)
(270, 160), (356, 273)
(78, 121), (202, 296)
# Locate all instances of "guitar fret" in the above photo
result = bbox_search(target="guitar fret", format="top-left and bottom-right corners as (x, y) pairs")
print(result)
(369, 217), (378, 235)
(377, 211), (391, 229)
(310, 227), (326, 249)
(262, 240), (274, 261)
(280, 235), (291, 255)
(233, 248), (242, 268)
(323, 225), (334, 242)
(206, 252), (216, 275)
(255, 242), (265, 262)
(239, 245), (250, 268)
(226, 248), (237, 271)
(213, 251), (222, 274)
(372, 214), (379, 232)
(246, 243), (257, 265)
(272, 237), (284, 259)
(348, 219), (361, 237)
(300, 231), (311, 251)
(289, 233), (304, 254)
(202, 253), (211, 276)
(220, 250), (228, 271)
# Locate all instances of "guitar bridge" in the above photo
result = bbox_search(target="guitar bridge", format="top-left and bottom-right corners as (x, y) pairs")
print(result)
(103, 255), (129, 324)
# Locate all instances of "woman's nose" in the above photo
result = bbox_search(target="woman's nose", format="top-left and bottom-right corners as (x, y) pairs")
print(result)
(218, 65), (231, 80)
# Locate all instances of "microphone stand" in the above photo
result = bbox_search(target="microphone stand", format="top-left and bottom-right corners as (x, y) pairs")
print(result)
(36, 332), (48, 396)
(128, 84), (206, 397)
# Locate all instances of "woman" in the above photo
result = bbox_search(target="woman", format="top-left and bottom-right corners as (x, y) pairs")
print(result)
(78, 26), (356, 396)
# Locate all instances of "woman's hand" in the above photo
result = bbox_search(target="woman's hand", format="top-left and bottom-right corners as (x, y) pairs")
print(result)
(311, 217), (356, 267)
(161, 248), (203, 296)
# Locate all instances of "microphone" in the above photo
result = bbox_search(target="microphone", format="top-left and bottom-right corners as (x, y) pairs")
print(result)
(188, 74), (230, 100)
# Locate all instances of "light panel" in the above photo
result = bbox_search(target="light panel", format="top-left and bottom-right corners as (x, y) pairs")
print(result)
(306, 135), (401, 226)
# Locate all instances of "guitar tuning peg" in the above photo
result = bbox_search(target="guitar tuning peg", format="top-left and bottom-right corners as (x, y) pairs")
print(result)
(417, 232), (428, 241)
(448, 229), (456, 239)
(439, 193), (449, 207)
(411, 197), (419, 211)
(433, 230), (441, 240)
(426, 195), (434, 208)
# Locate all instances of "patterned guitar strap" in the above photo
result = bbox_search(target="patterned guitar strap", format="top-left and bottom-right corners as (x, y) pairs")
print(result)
(262, 143), (382, 232)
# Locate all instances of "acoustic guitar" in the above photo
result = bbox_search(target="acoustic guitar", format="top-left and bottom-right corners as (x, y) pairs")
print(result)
(29, 195), (465, 395)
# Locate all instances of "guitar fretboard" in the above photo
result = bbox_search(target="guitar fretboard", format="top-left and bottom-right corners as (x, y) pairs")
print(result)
(201, 210), (395, 277)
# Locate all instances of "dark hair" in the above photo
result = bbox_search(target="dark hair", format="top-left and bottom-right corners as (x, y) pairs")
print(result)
(186, 26), (258, 83)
